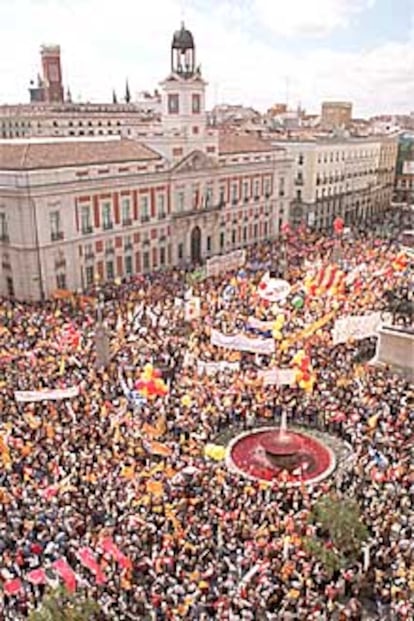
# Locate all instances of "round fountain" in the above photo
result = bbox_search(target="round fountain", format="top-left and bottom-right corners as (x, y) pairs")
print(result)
(226, 412), (336, 486)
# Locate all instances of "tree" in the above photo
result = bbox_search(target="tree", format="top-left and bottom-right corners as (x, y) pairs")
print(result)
(304, 494), (369, 577)
(29, 586), (101, 621)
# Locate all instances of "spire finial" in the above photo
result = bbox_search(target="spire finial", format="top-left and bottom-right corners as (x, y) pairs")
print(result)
(125, 79), (131, 103)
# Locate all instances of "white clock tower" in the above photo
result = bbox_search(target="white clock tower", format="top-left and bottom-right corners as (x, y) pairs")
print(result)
(157, 23), (217, 161)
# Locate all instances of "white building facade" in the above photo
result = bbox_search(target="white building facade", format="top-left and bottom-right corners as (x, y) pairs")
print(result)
(272, 136), (398, 229)
(0, 25), (293, 300)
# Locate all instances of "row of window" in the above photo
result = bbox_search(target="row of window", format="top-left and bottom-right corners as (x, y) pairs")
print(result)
(316, 150), (380, 163)
(167, 93), (201, 115)
(0, 197), (280, 247)
(78, 194), (167, 235)
(316, 170), (376, 185)
(0, 119), (124, 129)
(82, 219), (278, 281)
(68, 129), (122, 137)
(314, 183), (374, 200)
(398, 179), (414, 188)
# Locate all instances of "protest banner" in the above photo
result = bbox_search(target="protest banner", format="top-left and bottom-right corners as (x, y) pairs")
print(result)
(332, 312), (382, 345)
(196, 359), (240, 375)
(258, 368), (296, 386)
(211, 328), (275, 355)
(206, 249), (246, 278)
(14, 386), (79, 403)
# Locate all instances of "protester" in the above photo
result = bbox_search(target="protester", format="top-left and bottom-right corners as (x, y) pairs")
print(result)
(0, 209), (412, 620)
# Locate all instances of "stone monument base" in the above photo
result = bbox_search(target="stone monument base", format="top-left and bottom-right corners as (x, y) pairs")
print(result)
(374, 325), (414, 374)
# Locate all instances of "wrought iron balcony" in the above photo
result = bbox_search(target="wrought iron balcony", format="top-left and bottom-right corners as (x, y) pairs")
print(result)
(171, 201), (223, 219)
(51, 230), (64, 242)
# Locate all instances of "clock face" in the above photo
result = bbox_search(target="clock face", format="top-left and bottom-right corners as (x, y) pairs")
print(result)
(48, 62), (59, 82)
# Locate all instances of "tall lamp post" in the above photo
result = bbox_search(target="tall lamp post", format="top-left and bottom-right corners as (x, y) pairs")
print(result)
(332, 216), (344, 265)
(94, 286), (110, 369)
(279, 223), (290, 279)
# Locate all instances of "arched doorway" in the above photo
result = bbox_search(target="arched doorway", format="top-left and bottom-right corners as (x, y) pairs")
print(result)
(190, 226), (202, 265)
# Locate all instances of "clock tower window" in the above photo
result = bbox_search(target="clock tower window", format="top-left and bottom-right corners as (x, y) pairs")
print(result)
(168, 94), (179, 114)
(192, 94), (201, 114)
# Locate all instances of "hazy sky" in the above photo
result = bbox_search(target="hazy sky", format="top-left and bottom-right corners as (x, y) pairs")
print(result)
(1, 0), (413, 116)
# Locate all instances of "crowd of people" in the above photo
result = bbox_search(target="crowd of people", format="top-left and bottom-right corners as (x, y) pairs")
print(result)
(0, 210), (412, 620)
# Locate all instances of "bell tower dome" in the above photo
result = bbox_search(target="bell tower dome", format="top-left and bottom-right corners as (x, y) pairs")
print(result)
(171, 22), (196, 78)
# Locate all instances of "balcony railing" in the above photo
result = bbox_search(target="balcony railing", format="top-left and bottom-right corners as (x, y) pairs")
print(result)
(124, 242), (133, 251)
(171, 201), (223, 219)
(82, 225), (93, 235)
(51, 230), (64, 242)
(122, 218), (132, 226)
(55, 259), (66, 269)
(103, 221), (114, 231)
(294, 178), (304, 186)
(84, 252), (95, 261)
(141, 215), (150, 223)
(158, 212), (167, 220)
(0, 233), (10, 243)
(105, 247), (115, 256)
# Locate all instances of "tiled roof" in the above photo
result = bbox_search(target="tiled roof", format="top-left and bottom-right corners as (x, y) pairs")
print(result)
(218, 132), (281, 155)
(0, 139), (161, 170)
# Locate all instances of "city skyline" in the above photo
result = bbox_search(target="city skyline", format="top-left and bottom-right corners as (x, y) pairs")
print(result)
(0, 0), (413, 116)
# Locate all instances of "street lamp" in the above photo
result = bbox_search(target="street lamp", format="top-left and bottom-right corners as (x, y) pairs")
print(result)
(332, 217), (344, 265)
(277, 224), (290, 279)
(94, 284), (110, 368)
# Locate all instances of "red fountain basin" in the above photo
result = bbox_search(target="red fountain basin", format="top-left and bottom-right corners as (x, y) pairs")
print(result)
(260, 433), (303, 456)
(226, 427), (336, 487)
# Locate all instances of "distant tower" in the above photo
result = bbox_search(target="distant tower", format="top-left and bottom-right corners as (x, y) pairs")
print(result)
(41, 45), (64, 103)
(112, 89), (118, 104)
(66, 87), (72, 103)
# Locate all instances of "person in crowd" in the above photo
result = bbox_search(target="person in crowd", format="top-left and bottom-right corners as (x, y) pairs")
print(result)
(0, 209), (412, 620)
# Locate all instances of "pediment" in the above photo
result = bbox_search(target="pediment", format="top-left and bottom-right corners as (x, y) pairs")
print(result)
(172, 149), (218, 173)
